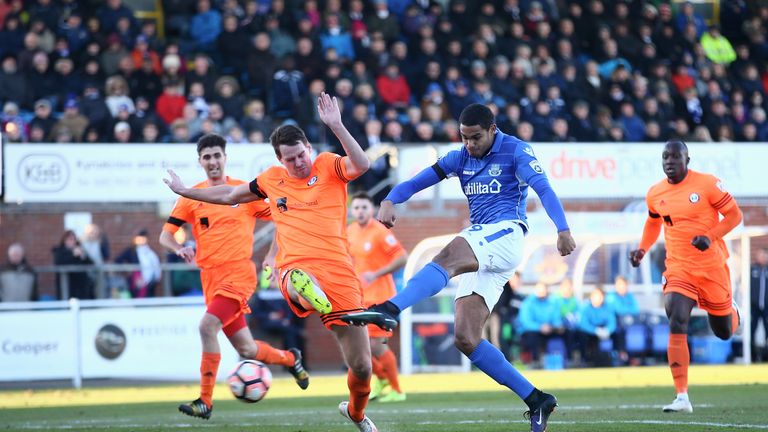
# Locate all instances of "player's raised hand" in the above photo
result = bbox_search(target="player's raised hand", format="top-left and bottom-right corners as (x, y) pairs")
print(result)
(163, 169), (187, 195)
(556, 230), (576, 256)
(691, 235), (711, 251)
(317, 92), (343, 130)
(377, 200), (397, 228)
(628, 248), (646, 267)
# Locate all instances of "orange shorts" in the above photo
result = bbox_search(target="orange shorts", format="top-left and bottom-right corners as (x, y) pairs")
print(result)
(278, 260), (364, 329)
(663, 265), (732, 316)
(200, 259), (257, 316)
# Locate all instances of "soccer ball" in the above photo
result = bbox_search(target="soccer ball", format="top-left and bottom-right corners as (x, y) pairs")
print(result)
(227, 360), (272, 403)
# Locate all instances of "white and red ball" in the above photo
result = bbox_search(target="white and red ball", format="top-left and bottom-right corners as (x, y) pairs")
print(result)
(227, 360), (272, 403)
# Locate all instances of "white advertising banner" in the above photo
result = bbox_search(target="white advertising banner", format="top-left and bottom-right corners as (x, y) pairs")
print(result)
(79, 306), (240, 380)
(3, 143), (279, 203)
(397, 143), (768, 199)
(0, 310), (76, 381)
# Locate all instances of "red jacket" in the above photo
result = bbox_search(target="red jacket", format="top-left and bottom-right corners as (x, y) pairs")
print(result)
(155, 92), (186, 125)
(376, 74), (410, 107)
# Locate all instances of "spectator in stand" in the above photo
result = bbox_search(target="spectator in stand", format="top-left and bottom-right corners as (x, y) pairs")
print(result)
(552, 278), (580, 362)
(115, 229), (161, 298)
(576, 287), (617, 367)
(29, 99), (56, 140)
(376, 62), (410, 109)
(51, 99), (89, 141)
(518, 283), (563, 365)
(0, 243), (37, 302)
(675, 1), (706, 38)
(213, 76), (245, 121)
(156, 80), (186, 126)
(700, 25), (736, 65)
(607, 276), (640, 364)
(98, 0), (136, 35)
(52, 230), (94, 300)
(188, 0), (221, 55)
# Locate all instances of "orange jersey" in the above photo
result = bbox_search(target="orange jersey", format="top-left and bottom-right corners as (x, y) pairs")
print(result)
(163, 177), (272, 269)
(249, 152), (357, 269)
(347, 219), (406, 306)
(645, 170), (737, 270)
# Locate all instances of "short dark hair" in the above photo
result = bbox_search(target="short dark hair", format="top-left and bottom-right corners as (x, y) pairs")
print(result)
(459, 103), (495, 129)
(351, 191), (373, 203)
(269, 125), (308, 157)
(197, 133), (226, 154)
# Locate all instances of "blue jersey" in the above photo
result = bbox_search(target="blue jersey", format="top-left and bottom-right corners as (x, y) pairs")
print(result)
(435, 130), (547, 226)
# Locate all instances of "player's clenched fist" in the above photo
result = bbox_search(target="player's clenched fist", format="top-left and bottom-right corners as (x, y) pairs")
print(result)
(628, 248), (646, 267)
(557, 230), (576, 256)
(377, 200), (397, 228)
(691, 235), (711, 251)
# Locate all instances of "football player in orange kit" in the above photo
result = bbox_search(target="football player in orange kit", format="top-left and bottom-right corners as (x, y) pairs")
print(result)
(160, 134), (309, 419)
(164, 93), (378, 432)
(629, 140), (742, 413)
(348, 192), (408, 402)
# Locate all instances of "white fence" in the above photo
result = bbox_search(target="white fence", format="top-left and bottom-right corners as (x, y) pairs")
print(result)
(0, 297), (244, 386)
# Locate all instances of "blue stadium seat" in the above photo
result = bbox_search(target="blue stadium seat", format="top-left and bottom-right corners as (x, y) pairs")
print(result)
(651, 323), (670, 354)
(625, 323), (649, 354)
(546, 337), (566, 356)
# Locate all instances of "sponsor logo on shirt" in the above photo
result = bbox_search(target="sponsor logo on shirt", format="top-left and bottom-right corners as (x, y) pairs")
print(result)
(463, 179), (502, 195)
(462, 170), (476, 175)
(307, 175), (318, 186)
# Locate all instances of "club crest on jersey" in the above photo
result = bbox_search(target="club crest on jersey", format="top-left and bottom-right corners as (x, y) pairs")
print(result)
(276, 197), (288, 212)
(529, 160), (544, 174)
(689, 193), (700, 203)
(488, 164), (502, 177)
(307, 175), (318, 186)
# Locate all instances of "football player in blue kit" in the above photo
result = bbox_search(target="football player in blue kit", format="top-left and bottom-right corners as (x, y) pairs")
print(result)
(343, 104), (576, 432)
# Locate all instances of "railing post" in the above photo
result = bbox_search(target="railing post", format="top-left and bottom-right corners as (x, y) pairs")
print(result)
(162, 269), (172, 297)
(60, 271), (70, 300)
(69, 298), (82, 389)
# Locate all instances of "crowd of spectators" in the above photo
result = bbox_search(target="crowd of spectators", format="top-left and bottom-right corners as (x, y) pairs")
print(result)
(0, 0), (767, 148)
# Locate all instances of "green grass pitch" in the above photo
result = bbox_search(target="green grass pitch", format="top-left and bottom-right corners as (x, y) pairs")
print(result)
(2, 384), (767, 431)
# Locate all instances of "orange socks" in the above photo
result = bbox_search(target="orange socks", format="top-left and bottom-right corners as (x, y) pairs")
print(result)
(371, 355), (386, 379)
(200, 352), (221, 407)
(346, 369), (371, 422)
(378, 350), (402, 393)
(667, 334), (689, 394)
(254, 340), (295, 368)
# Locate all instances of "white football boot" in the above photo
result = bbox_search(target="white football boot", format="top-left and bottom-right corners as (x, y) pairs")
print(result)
(338, 401), (378, 432)
(662, 393), (693, 413)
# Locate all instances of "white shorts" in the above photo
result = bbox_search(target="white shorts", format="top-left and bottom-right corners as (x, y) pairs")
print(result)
(455, 220), (525, 312)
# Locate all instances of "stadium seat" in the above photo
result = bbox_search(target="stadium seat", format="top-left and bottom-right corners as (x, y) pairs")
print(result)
(651, 323), (670, 354)
(625, 323), (649, 354)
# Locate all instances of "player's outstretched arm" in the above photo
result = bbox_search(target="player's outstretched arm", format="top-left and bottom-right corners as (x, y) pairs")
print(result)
(629, 214), (662, 267)
(317, 92), (370, 179)
(163, 169), (260, 205)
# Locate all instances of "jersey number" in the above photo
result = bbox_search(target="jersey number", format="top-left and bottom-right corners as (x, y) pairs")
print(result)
(662, 215), (673, 226)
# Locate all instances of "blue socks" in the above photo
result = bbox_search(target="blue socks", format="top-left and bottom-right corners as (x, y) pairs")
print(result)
(390, 262), (450, 311)
(469, 340), (534, 400)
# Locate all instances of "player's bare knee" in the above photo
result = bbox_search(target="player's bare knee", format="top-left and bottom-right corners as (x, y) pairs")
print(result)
(454, 331), (479, 356)
(349, 358), (372, 379)
(198, 320), (219, 339)
(237, 343), (258, 359)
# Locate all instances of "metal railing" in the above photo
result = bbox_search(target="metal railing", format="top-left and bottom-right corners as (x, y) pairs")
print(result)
(35, 262), (200, 300)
